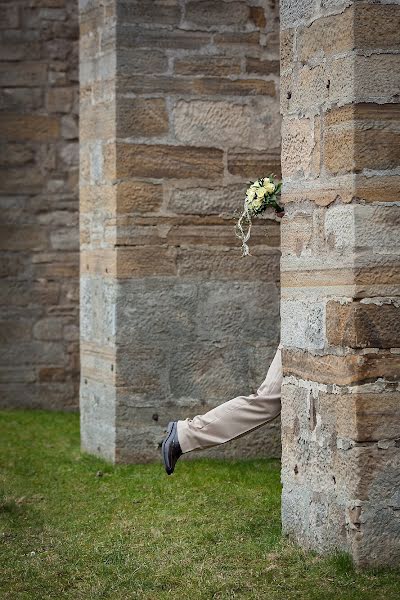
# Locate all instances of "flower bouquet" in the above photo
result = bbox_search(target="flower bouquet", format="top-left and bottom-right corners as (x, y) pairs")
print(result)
(234, 175), (283, 257)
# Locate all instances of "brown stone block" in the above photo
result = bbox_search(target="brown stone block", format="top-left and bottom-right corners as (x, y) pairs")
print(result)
(193, 77), (275, 97)
(118, 48), (168, 75)
(0, 166), (45, 194)
(117, 1), (181, 26)
(282, 348), (400, 385)
(185, 1), (249, 29)
(115, 143), (224, 180)
(228, 151), (281, 178)
(38, 367), (67, 383)
(0, 143), (34, 167)
(117, 74), (195, 96)
(245, 57), (279, 76)
(118, 26), (211, 50)
(177, 247), (280, 282)
(324, 128), (400, 175)
(318, 390), (400, 442)
(0, 63), (47, 87)
(281, 116), (319, 177)
(117, 98), (169, 138)
(174, 56), (241, 77)
(298, 8), (353, 63)
(354, 174), (400, 204)
(214, 32), (260, 46)
(117, 246), (177, 278)
(281, 264), (399, 290)
(0, 226), (48, 251)
(0, 114), (60, 142)
(116, 180), (163, 214)
(326, 301), (400, 349)
(249, 6), (266, 29)
(354, 3), (400, 51)
(280, 213), (313, 257)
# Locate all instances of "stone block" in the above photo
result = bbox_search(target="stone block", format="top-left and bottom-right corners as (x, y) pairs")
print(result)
(281, 299), (325, 350)
(245, 57), (279, 76)
(228, 151), (281, 177)
(0, 63), (47, 86)
(0, 114), (60, 141)
(174, 56), (241, 77)
(213, 31), (260, 47)
(117, 97), (169, 138)
(118, 47), (168, 75)
(354, 3), (400, 51)
(117, 25), (211, 49)
(173, 98), (280, 150)
(47, 86), (74, 113)
(167, 184), (244, 215)
(281, 116), (319, 177)
(177, 247), (280, 282)
(116, 181), (163, 214)
(326, 300), (400, 349)
(282, 348), (400, 385)
(80, 380), (116, 462)
(117, 1), (181, 26)
(33, 317), (64, 341)
(297, 8), (353, 64)
(115, 143), (224, 180)
(280, 27), (295, 74)
(184, 1), (249, 30)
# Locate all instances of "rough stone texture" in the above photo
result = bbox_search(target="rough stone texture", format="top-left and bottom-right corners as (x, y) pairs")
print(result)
(0, 0), (79, 410)
(280, 0), (400, 568)
(80, 0), (282, 463)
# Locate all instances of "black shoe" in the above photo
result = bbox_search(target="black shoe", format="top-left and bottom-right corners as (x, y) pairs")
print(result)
(162, 421), (182, 475)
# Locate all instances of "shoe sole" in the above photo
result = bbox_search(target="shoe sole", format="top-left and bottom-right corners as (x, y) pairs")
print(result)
(161, 421), (175, 475)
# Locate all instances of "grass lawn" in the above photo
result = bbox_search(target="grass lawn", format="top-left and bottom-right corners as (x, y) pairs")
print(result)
(1, 410), (399, 599)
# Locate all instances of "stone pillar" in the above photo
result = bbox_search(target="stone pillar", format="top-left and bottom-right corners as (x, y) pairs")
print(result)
(280, 1), (400, 567)
(80, 0), (282, 463)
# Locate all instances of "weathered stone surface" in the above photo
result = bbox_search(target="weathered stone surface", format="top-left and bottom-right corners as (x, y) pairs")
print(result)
(117, 97), (169, 138)
(174, 56), (241, 77)
(174, 98), (280, 150)
(326, 300), (400, 349)
(184, 1), (249, 30)
(115, 143), (224, 180)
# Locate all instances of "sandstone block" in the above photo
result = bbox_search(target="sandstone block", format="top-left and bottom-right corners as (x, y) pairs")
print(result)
(0, 5), (19, 29)
(245, 57), (279, 76)
(118, 48), (168, 75)
(174, 56), (241, 77)
(0, 63), (47, 86)
(281, 116), (319, 177)
(115, 143), (224, 180)
(282, 348), (400, 385)
(228, 151), (281, 178)
(297, 8), (353, 64)
(117, 97), (169, 138)
(46, 86), (74, 113)
(116, 181), (163, 214)
(118, 26), (211, 50)
(326, 301), (400, 349)
(184, 1), (249, 30)
(0, 114), (60, 141)
(173, 98), (280, 150)
(117, 1), (181, 26)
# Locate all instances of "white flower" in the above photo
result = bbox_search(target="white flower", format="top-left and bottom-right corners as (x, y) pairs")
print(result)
(264, 181), (275, 194)
(246, 187), (256, 200)
(256, 186), (266, 198)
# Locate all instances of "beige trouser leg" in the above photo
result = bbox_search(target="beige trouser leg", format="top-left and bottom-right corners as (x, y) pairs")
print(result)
(176, 344), (283, 454)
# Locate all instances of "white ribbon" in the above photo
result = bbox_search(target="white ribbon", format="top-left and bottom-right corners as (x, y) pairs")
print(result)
(235, 197), (253, 257)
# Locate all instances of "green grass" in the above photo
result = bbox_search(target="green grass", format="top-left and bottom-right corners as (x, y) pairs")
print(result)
(1, 410), (399, 599)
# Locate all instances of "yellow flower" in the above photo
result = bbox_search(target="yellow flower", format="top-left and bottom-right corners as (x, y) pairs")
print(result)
(263, 177), (270, 185)
(251, 197), (263, 209)
(252, 180), (261, 188)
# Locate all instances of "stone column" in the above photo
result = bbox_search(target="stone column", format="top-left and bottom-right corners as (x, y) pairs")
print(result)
(280, 1), (400, 567)
(79, 1), (282, 463)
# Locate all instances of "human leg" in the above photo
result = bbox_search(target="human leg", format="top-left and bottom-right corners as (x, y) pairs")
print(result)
(176, 344), (282, 454)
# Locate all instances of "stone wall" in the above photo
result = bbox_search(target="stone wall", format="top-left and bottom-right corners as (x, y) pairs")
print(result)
(280, 0), (400, 567)
(80, 0), (282, 462)
(0, 1), (79, 409)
